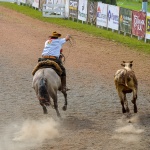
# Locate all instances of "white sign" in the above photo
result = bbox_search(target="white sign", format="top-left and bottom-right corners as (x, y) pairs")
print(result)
(65, 0), (69, 17)
(32, 0), (39, 8)
(78, 0), (87, 22)
(54, 0), (64, 4)
(46, 0), (53, 4)
(107, 5), (119, 30)
(96, 2), (107, 27)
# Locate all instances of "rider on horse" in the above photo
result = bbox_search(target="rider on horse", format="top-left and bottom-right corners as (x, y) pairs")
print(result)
(41, 31), (71, 92)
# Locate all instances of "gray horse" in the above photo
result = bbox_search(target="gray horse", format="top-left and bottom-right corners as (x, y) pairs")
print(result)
(32, 68), (67, 117)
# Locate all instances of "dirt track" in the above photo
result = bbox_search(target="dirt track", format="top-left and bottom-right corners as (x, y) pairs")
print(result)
(0, 6), (150, 150)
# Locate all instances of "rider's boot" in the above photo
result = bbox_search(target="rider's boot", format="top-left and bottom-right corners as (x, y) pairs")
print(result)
(61, 76), (70, 92)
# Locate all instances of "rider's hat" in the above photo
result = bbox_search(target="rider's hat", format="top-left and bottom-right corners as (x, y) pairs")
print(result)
(49, 31), (61, 38)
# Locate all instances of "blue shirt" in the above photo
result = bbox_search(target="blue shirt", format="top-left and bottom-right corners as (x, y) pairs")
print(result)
(42, 38), (66, 58)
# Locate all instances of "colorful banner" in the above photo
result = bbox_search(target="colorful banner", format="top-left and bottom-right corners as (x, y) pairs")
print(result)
(69, 0), (78, 19)
(107, 5), (119, 30)
(96, 2), (107, 27)
(132, 11), (146, 37)
(119, 7), (132, 34)
(78, 0), (87, 22)
(145, 12), (150, 39)
(87, 2), (97, 25)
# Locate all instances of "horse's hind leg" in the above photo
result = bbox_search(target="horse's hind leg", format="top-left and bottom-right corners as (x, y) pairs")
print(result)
(40, 103), (48, 114)
(51, 93), (61, 117)
(54, 98), (61, 117)
(62, 91), (67, 111)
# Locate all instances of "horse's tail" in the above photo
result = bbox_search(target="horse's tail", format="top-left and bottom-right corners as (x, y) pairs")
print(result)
(38, 78), (50, 105)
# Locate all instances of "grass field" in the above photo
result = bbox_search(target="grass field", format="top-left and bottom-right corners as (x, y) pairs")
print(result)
(0, 1), (150, 54)
(117, 0), (150, 12)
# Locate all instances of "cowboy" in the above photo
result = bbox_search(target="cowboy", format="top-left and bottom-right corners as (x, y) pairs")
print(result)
(41, 31), (71, 92)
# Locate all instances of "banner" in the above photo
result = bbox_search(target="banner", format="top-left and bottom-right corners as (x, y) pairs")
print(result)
(78, 0), (87, 22)
(87, 2), (97, 25)
(96, 2), (107, 27)
(119, 7), (132, 34)
(39, 0), (46, 9)
(46, 0), (53, 4)
(132, 11), (146, 37)
(69, 0), (78, 19)
(26, 0), (33, 5)
(65, 0), (69, 17)
(54, 0), (64, 4)
(19, 0), (26, 4)
(32, 0), (39, 8)
(145, 12), (150, 39)
(107, 5), (119, 30)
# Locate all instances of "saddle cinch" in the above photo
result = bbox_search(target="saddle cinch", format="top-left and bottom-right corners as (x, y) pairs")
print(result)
(32, 58), (62, 76)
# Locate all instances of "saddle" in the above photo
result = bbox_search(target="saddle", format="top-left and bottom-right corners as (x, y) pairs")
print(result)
(32, 59), (62, 76)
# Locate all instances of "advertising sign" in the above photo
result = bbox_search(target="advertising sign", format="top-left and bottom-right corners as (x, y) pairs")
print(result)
(107, 5), (119, 30)
(69, 0), (78, 19)
(32, 0), (39, 8)
(87, 1), (97, 25)
(119, 7), (132, 34)
(78, 0), (87, 22)
(145, 12), (150, 39)
(132, 11), (146, 37)
(96, 2), (107, 27)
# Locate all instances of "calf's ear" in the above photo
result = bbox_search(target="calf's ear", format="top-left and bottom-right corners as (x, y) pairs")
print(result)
(130, 61), (133, 63)
(123, 61), (125, 63)
(121, 63), (125, 67)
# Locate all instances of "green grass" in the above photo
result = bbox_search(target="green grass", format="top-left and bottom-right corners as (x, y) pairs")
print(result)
(0, 2), (150, 54)
(117, 0), (150, 12)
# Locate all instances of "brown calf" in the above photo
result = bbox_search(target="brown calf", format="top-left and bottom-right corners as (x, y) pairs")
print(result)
(114, 61), (138, 113)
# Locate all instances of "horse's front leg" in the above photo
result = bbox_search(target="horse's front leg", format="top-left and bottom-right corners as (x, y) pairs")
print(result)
(62, 91), (67, 111)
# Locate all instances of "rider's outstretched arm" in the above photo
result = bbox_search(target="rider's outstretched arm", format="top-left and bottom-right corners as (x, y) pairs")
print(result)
(65, 35), (71, 41)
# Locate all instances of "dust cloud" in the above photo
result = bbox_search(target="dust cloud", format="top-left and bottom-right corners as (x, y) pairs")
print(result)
(0, 118), (60, 150)
(112, 115), (144, 143)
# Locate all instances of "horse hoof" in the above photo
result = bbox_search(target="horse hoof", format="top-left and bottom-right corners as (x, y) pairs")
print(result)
(126, 108), (130, 113)
(57, 114), (61, 118)
(43, 109), (48, 114)
(134, 109), (137, 113)
(62, 106), (67, 111)
(134, 105), (137, 113)
(122, 109), (126, 113)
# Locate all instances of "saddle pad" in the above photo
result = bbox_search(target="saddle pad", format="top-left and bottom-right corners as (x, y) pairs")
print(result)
(32, 60), (62, 76)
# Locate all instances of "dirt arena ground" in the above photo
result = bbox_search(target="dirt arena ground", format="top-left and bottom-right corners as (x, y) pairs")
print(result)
(0, 6), (150, 150)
